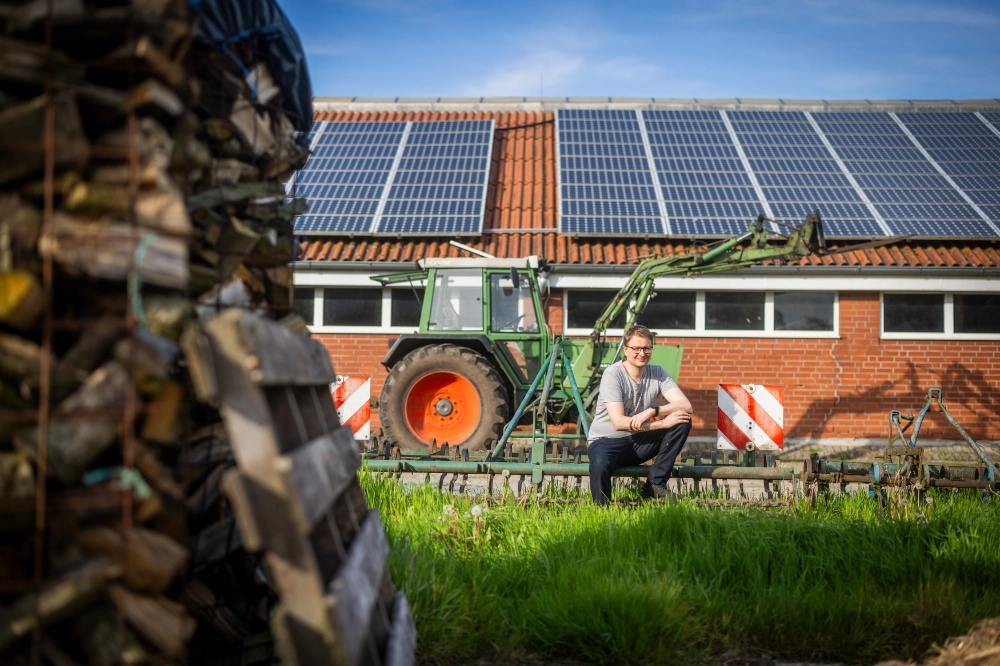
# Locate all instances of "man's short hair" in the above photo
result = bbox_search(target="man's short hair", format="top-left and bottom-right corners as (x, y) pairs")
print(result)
(624, 324), (653, 346)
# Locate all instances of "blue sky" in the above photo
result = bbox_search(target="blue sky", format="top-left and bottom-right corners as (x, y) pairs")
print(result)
(278, 0), (1000, 100)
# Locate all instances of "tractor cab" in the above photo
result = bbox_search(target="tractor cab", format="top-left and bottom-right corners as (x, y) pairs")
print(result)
(425, 256), (550, 386)
(372, 257), (555, 451)
(377, 256), (551, 392)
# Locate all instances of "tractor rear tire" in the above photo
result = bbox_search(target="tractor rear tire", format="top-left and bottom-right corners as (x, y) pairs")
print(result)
(380, 344), (508, 452)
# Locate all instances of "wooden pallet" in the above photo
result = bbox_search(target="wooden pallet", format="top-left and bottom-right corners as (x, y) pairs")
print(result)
(192, 309), (415, 666)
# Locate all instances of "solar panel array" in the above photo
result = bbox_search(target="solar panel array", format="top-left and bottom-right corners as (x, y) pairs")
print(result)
(556, 109), (1000, 238)
(291, 119), (494, 235)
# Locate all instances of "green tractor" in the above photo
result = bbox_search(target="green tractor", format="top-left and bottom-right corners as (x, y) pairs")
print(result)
(372, 213), (829, 452)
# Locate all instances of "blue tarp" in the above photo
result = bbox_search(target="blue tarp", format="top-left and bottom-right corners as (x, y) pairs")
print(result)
(192, 0), (313, 132)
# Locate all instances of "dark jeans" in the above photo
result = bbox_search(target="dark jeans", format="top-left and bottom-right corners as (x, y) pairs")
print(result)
(588, 422), (692, 505)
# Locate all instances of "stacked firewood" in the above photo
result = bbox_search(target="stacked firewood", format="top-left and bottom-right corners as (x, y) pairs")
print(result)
(0, 0), (310, 663)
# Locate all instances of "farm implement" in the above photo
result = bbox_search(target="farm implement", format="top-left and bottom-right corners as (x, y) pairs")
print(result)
(363, 385), (997, 501)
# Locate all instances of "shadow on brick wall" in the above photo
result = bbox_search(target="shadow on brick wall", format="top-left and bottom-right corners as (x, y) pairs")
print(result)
(682, 360), (1000, 440)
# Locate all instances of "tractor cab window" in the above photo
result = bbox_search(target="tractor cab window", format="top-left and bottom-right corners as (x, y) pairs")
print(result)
(428, 269), (483, 331)
(489, 273), (539, 333)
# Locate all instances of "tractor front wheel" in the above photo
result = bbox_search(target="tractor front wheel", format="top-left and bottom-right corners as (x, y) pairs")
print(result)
(380, 344), (508, 451)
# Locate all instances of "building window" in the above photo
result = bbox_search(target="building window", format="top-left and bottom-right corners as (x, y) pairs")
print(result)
(644, 291), (696, 330)
(294, 284), (425, 332)
(883, 294), (944, 333)
(955, 294), (1000, 334)
(566, 290), (697, 330)
(774, 292), (835, 331)
(706, 291), (764, 330)
(294, 287), (315, 325)
(391, 288), (422, 327)
(881, 293), (1000, 339)
(563, 290), (838, 338)
(566, 290), (625, 329)
(323, 288), (381, 327)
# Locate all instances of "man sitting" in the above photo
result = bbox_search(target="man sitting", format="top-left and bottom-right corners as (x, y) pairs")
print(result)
(587, 324), (693, 505)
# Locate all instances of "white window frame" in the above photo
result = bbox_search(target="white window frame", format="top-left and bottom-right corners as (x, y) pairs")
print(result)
(296, 286), (422, 334)
(880, 292), (1000, 340)
(563, 289), (840, 339)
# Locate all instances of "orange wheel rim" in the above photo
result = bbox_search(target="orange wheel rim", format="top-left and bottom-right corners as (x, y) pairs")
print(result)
(403, 371), (481, 445)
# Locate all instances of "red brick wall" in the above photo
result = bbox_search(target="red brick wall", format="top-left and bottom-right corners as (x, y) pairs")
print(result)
(315, 290), (1000, 441)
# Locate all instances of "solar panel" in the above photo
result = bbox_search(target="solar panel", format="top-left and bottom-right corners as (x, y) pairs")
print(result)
(671, 219), (755, 235)
(897, 112), (981, 123)
(287, 121), (407, 234)
(841, 160), (939, 174)
(937, 162), (1000, 176)
(919, 136), (1000, 149)
(762, 187), (862, 202)
(742, 145), (831, 159)
(956, 189), (1000, 205)
(549, 107), (1000, 239)
(953, 175), (1000, 190)
(771, 202), (872, 219)
(820, 219), (888, 236)
(905, 124), (996, 137)
(756, 172), (852, 187)
(864, 188), (966, 204)
(289, 119), (494, 235)
(875, 203), (981, 220)
(737, 132), (824, 146)
(885, 220), (998, 236)
(377, 120), (494, 235)
(664, 186), (759, 202)
(655, 110), (776, 234)
(557, 109), (667, 235)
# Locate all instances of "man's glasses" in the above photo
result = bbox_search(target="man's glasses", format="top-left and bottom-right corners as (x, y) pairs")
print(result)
(625, 346), (653, 355)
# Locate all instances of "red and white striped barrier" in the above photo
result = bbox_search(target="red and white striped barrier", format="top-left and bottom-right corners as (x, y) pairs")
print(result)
(331, 375), (371, 441)
(717, 384), (784, 451)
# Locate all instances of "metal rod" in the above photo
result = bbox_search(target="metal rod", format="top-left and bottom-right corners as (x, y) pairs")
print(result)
(365, 460), (796, 479)
(935, 391), (996, 470)
(906, 391), (935, 445)
(812, 474), (995, 489)
(536, 338), (561, 419)
(699, 231), (753, 263)
(489, 355), (552, 459)
(562, 353), (590, 437)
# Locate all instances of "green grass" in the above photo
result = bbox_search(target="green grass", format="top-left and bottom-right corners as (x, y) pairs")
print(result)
(360, 472), (1000, 665)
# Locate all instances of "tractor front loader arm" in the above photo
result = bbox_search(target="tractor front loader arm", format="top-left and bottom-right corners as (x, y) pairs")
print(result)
(587, 212), (825, 365)
(587, 210), (906, 371)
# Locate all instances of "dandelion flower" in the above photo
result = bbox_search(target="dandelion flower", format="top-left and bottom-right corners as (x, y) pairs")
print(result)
(471, 505), (483, 517)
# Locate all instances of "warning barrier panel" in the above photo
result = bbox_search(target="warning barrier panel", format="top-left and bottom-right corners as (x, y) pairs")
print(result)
(333, 375), (371, 441)
(717, 384), (784, 451)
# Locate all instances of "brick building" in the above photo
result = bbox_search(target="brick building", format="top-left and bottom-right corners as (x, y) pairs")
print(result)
(293, 98), (1000, 446)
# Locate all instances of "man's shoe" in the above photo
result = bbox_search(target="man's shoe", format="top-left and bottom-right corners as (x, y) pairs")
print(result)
(650, 482), (671, 500)
(641, 481), (671, 500)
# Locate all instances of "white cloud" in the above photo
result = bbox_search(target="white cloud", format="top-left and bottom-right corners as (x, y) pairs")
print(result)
(591, 57), (661, 82)
(464, 51), (661, 97)
(465, 51), (583, 97)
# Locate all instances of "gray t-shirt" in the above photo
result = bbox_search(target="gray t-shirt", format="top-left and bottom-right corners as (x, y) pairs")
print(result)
(588, 362), (678, 441)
